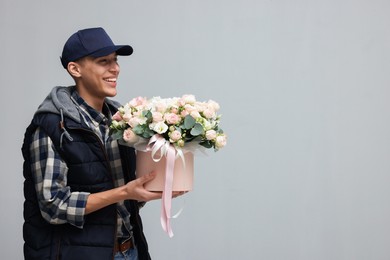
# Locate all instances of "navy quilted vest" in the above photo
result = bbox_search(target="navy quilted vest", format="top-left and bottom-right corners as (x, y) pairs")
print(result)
(22, 110), (151, 260)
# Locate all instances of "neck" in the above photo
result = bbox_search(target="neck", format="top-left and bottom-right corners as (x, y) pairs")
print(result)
(75, 86), (104, 112)
(85, 98), (104, 112)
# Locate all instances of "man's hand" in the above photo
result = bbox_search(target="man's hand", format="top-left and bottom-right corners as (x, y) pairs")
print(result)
(124, 172), (162, 202)
(85, 171), (188, 215)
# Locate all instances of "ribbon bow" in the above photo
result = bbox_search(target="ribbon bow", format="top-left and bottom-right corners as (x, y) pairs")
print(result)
(146, 134), (186, 237)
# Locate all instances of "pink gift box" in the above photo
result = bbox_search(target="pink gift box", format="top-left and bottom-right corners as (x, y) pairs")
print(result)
(136, 150), (194, 192)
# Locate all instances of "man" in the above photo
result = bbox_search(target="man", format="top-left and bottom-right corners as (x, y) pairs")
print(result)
(22, 27), (162, 260)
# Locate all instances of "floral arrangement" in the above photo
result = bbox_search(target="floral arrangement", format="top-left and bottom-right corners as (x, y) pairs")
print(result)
(110, 94), (226, 237)
(110, 94), (227, 151)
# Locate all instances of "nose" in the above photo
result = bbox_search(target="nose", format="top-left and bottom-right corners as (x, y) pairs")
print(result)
(109, 60), (120, 74)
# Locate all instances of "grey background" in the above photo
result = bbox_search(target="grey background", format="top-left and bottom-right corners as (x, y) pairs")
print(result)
(1, 0), (390, 259)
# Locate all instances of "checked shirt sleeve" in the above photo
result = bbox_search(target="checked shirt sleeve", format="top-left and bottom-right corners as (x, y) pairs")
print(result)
(29, 127), (90, 228)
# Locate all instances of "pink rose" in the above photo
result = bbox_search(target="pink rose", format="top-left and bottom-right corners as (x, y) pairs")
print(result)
(164, 113), (181, 125)
(169, 130), (182, 142)
(123, 128), (139, 144)
(112, 111), (123, 121)
(152, 112), (164, 122)
(154, 101), (167, 113)
(180, 110), (189, 117)
(129, 96), (147, 108)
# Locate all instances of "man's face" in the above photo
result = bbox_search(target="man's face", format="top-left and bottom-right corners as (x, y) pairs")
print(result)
(75, 52), (120, 103)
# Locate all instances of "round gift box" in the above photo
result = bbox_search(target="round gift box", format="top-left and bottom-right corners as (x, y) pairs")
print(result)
(136, 150), (194, 192)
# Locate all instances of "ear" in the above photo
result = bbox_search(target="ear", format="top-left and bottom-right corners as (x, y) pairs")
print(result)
(67, 62), (82, 78)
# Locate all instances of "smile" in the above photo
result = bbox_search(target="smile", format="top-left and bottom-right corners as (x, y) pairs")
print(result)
(104, 78), (117, 82)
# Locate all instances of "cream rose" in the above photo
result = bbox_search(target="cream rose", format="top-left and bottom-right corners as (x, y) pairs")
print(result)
(205, 130), (217, 140)
(215, 134), (227, 149)
(202, 108), (216, 119)
(182, 94), (196, 104)
(190, 110), (201, 119)
(128, 116), (146, 128)
(207, 100), (220, 111)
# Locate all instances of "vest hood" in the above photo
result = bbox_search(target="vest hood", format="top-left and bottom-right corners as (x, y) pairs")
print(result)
(35, 86), (121, 124)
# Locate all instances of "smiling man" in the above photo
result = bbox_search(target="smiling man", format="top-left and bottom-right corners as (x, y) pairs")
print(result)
(21, 27), (161, 260)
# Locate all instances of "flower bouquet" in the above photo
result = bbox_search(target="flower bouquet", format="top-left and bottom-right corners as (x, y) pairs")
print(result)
(110, 94), (227, 236)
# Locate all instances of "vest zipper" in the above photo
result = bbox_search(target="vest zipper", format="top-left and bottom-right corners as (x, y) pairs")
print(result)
(66, 126), (118, 259)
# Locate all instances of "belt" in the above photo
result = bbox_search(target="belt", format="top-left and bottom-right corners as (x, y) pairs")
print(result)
(114, 238), (134, 254)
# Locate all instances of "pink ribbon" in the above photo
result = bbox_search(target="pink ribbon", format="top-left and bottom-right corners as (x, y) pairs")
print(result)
(146, 135), (177, 237)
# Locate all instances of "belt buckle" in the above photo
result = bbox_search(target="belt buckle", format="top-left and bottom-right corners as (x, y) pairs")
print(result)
(118, 237), (133, 254)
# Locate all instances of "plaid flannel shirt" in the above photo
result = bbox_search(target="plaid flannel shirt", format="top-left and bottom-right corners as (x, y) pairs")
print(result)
(29, 90), (132, 238)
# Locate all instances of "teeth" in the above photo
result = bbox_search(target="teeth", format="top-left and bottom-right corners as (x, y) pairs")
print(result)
(104, 78), (117, 82)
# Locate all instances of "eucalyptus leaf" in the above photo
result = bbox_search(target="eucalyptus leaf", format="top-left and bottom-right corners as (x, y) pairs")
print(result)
(190, 123), (204, 136)
(143, 128), (155, 138)
(183, 115), (196, 129)
(143, 110), (153, 123)
(133, 125), (144, 135)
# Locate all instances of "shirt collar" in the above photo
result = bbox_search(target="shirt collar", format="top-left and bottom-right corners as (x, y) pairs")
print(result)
(71, 89), (111, 125)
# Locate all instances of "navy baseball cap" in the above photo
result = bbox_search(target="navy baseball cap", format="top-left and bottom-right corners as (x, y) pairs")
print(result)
(60, 27), (133, 69)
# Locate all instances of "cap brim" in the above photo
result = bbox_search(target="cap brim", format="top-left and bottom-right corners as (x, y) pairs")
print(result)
(89, 45), (133, 58)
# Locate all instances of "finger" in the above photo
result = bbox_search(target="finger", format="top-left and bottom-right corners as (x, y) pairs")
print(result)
(172, 191), (186, 198)
(136, 172), (157, 184)
(142, 190), (162, 201)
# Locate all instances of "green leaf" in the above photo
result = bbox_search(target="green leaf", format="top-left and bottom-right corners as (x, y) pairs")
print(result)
(190, 123), (204, 136)
(110, 130), (124, 140)
(133, 125), (144, 135)
(199, 140), (213, 149)
(143, 110), (153, 123)
(142, 128), (155, 138)
(183, 115), (196, 129)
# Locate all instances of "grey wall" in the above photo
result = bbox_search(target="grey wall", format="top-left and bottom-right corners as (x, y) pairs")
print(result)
(2, 0), (390, 259)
